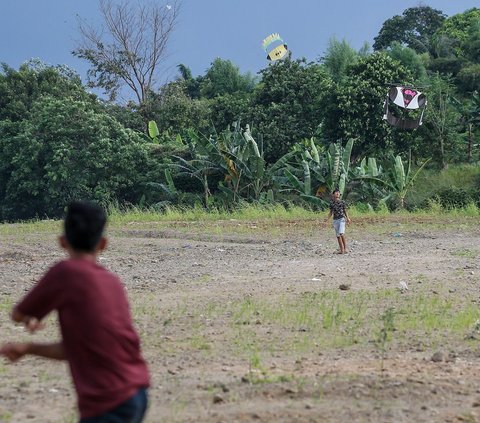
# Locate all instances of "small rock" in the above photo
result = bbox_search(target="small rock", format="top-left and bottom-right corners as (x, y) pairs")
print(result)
(213, 394), (224, 404)
(339, 284), (350, 291)
(431, 351), (444, 362)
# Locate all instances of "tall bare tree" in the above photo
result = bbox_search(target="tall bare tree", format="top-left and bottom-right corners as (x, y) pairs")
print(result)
(74, 0), (180, 104)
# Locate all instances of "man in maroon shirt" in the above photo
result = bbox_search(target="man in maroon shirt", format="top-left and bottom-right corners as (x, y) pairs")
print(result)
(0, 201), (150, 422)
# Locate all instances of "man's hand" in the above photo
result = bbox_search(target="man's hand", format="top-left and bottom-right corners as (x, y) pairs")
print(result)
(11, 309), (45, 333)
(0, 343), (29, 362)
(24, 317), (44, 333)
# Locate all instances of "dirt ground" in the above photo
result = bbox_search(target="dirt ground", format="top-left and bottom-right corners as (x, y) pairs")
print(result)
(1, 216), (480, 423)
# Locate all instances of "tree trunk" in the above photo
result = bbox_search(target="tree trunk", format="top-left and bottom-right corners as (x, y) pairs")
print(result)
(467, 123), (473, 163)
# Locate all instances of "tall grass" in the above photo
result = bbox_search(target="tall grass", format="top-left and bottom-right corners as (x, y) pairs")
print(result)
(1, 201), (478, 235)
(410, 164), (480, 205)
(108, 203), (318, 225)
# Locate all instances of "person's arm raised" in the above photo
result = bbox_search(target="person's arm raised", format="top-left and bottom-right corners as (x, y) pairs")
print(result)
(0, 342), (66, 362)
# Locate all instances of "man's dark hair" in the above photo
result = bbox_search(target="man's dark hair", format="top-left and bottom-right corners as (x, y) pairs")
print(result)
(64, 201), (107, 252)
(332, 188), (340, 194)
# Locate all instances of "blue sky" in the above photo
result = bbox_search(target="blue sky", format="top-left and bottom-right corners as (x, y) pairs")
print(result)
(0, 0), (478, 99)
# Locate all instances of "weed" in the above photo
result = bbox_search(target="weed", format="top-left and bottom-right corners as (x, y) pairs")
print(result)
(0, 410), (12, 422)
(451, 249), (477, 259)
(375, 308), (396, 372)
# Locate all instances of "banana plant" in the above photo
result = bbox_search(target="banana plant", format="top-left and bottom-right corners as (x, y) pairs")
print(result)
(168, 129), (222, 206)
(355, 157), (382, 177)
(324, 138), (354, 195)
(216, 123), (297, 203)
(281, 138), (354, 206)
(356, 153), (431, 209)
(148, 120), (160, 143)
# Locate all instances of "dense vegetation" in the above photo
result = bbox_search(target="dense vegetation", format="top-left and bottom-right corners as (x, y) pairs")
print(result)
(0, 6), (479, 221)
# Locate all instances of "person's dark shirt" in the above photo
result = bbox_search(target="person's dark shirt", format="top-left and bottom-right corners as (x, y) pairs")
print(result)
(16, 259), (150, 418)
(329, 199), (347, 220)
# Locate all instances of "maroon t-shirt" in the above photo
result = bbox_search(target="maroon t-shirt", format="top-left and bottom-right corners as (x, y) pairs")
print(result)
(16, 258), (150, 418)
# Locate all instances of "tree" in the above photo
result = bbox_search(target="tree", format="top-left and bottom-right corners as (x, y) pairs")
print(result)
(386, 42), (427, 81)
(0, 60), (94, 122)
(433, 8), (480, 56)
(322, 52), (412, 159)
(199, 58), (257, 99)
(320, 37), (368, 83)
(421, 74), (462, 168)
(248, 59), (331, 163)
(0, 97), (150, 221)
(74, 0), (180, 104)
(373, 6), (446, 53)
(177, 64), (202, 99)
(149, 81), (210, 136)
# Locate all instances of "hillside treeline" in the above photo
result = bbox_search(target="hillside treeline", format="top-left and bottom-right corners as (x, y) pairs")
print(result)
(0, 6), (479, 221)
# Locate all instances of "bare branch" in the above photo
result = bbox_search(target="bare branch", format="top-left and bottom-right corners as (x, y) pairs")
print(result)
(74, 0), (180, 104)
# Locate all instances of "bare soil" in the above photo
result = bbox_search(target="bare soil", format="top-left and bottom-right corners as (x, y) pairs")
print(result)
(1, 216), (480, 423)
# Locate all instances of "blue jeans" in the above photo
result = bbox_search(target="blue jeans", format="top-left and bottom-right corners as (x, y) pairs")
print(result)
(80, 388), (148, 423)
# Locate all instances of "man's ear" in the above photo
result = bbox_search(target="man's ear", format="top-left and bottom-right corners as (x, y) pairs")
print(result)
(59, 235), (68, 250)
(97, 237), (108, 252)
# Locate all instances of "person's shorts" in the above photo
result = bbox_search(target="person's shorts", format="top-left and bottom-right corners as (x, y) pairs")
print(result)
(333, 218), (345, 237)
(80, 388), (148, 423)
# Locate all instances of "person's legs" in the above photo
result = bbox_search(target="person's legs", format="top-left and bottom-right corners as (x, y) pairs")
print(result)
(80, 388), (148, 423)
(333, 219), (342, 253)
(340, 234), (347, 253)
(335, 219), (346, 253)
(336, 236), (343, 253)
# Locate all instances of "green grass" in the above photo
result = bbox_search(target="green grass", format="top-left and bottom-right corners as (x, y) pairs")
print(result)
(1, 203), (478, 237)
(0, 219), (60, 236)
(451, 248), (477, 259)
(412, 164), (480, 203)
(133, 289), (480, 362)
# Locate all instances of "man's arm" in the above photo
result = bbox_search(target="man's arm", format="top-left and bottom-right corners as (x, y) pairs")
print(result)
(344, 204), (351, 223)
(0, 342), (66, 362)
(11, 308), (44, 332)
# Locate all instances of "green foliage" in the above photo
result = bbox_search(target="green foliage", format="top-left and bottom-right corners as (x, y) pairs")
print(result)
(434, 8), (480, 55)
(373, 6), (446, 53)
(431, 187), (474, 209)
(149, 81), (210, 136)
(420, 74), (463, 166)
(199, 58), (257, 99)
(0, 97), (150, 221)
(375, 308), (396, 372)
(0, 60), (94, 122)
(386, 42), (427, 81)
(321, 37), (365, 82)
(208, 92), (251, 132)
(248, 58), (332, 162)
(457, 64), (480, 93)
(356, 154), (431, 209)
(322, 52), (412, 158)
(277, 138), (354, 207)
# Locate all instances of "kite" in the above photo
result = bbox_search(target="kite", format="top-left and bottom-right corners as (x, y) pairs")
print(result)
(383, 85), (427, 130)
(262, 33), (288, 61)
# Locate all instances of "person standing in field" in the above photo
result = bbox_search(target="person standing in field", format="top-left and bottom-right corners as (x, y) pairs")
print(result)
(326, 188), (351, 254)
(0, 201), (150, 423)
